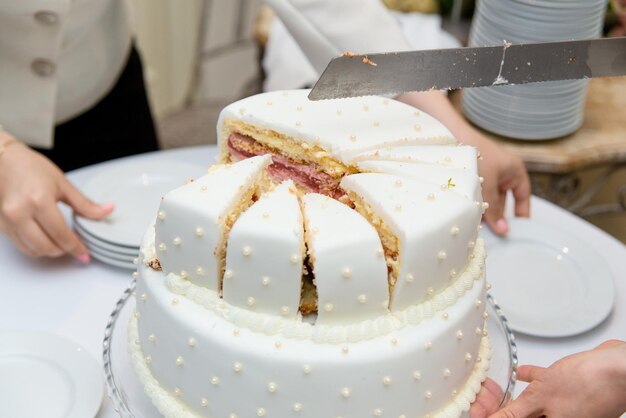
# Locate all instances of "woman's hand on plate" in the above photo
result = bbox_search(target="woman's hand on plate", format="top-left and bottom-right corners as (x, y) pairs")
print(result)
(0, 132), (113, 261)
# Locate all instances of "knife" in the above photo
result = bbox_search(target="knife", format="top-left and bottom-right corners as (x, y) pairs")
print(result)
(308, 37), (626, 100)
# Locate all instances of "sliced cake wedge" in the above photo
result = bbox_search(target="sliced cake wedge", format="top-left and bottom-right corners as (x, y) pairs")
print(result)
(341, 173), (482, 311)
(222, 181), (304, 318)
(154, 155), (271, 291)
(356, 160), (483, 203)
(302, 193), (389, 324)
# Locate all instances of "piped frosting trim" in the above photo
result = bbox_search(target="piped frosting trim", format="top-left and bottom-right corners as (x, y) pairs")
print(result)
(129, 315), (491, 418)
(156, 239), (486, 344)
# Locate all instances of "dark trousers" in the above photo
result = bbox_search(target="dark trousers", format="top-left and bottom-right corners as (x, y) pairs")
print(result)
(36, 46), (159, 172)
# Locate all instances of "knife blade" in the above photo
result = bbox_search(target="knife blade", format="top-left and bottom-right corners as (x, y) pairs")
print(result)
(308, 37), (626, 100)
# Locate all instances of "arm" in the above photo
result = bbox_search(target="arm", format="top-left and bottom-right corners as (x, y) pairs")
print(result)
(488, 340), (626, 418)
(396, 91), (531, 235)
(0, 128), (113, 261)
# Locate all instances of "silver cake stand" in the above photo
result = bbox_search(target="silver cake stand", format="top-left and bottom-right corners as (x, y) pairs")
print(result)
(103, 282), (517, 418)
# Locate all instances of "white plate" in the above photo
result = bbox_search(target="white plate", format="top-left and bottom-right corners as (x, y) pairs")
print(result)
(74, 221), (139, 256)
(0, 332), (104, 418)
(89, 246), (137, 270)
(481, 218), (615, 337)
(75, 159), (206, 248)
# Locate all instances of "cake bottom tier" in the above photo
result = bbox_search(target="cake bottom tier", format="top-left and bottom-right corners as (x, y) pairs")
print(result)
(132, 267), (490, 418)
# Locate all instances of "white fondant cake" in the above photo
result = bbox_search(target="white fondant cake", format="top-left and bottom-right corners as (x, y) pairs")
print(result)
(130, 90), (491, 418)
(301, 193), (389, 325)
(223, 180), (304, 319)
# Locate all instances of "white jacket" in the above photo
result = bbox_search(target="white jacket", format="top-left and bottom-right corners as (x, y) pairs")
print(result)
(0, 0), (132, 148)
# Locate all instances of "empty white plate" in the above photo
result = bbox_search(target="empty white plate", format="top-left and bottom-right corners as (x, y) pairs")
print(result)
(75, 159), (206, 248)
(0, 332), (104, 418)
(481, 218), (615, 337)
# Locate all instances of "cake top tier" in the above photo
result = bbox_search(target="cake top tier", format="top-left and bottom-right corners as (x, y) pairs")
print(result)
(217, 89), (456, 163)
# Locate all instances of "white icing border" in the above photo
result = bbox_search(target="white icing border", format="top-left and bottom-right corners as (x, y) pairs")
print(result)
(155, 239), (486, 344)
(128, 315), (491, 418)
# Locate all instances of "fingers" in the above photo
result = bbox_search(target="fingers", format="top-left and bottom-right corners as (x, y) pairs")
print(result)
(34, 202), (90, 262)
(16, 220), (64, 258)
(487, 383), (544, 418)
(59, 179), (114, 220)
(596, 339), (625, 350)
(512, 172), (531, 218)
(470, 401), (489, 418)
(517, 365), (546, 383)
(474, 379), (504, 417)
(483, 377), (505, 401)
(483, 189), (509, 236)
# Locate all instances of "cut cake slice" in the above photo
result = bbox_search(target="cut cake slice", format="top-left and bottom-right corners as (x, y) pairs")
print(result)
(341, 173), (482, 311)
(351, 144), (479, 173)
(356, 160), (483, 203)
(154, 155), (271, 291)
(302, 193), (389, 324)
(222, 181), (304, 318)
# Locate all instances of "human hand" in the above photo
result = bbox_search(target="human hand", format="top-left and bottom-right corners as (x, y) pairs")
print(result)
(0, 132), (114, 261)
(470, 378), (504, 418)
(469, 133), (531, 236)
(488, 340), (626, 418)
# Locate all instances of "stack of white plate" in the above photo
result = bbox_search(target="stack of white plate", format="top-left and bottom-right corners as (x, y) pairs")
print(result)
(73, 159), (206, 270)
(463, 0), (608, 140)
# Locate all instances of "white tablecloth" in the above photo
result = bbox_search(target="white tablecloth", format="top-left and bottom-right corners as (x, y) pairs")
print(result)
(0, 146), (624, 418)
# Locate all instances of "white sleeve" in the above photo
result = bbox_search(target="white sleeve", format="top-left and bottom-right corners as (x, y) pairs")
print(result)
(263, 0), (413, 91)
(288, 0), (413, 53)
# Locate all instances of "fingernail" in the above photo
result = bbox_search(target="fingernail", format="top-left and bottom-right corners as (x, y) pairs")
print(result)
(100, 202), (115, 212)
(496, 218), (509, 234)
(77, 253), (91, 264)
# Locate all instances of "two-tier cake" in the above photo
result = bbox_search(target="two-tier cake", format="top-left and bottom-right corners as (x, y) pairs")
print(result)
(129, 90), (490, 418)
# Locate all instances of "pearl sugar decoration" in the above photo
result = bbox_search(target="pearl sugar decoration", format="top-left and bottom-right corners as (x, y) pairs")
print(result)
(341, 387), (351, 398)
(242, 246), (252, 256)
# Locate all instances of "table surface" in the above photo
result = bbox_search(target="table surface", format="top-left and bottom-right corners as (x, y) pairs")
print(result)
(1, 146), (624, 418)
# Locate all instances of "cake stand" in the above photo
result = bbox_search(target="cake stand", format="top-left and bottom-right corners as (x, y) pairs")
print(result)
(103, 282), (518, 417)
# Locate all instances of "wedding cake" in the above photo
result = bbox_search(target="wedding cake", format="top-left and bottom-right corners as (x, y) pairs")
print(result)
(129, 90), (491, 418)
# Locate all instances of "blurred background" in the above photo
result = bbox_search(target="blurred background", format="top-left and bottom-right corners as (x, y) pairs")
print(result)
(130, 0), (626, 244)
